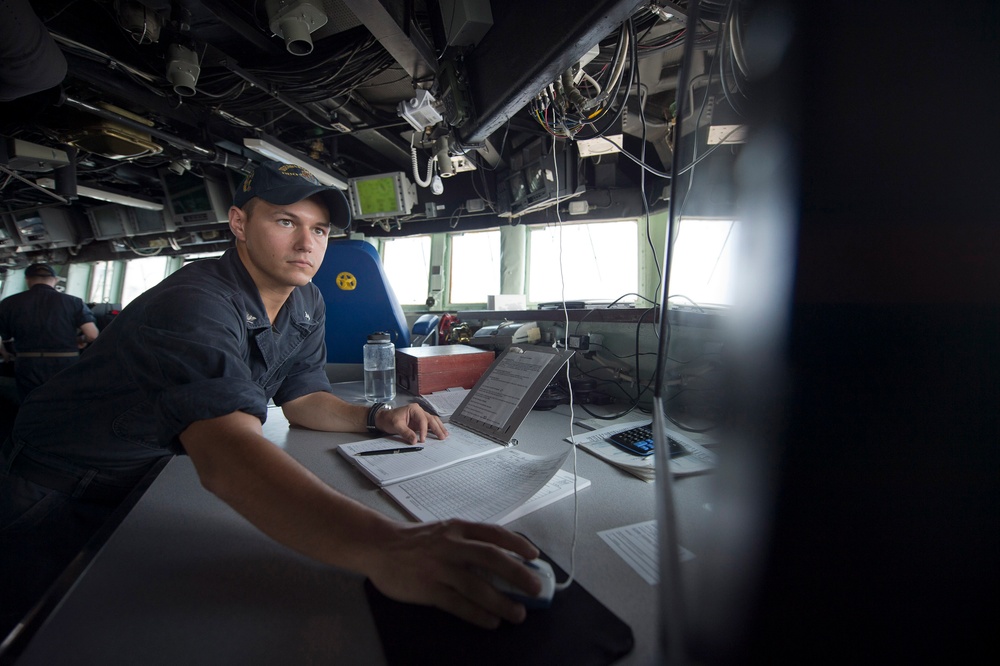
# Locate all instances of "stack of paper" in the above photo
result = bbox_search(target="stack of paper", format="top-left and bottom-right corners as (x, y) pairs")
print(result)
(413, 386), (470, 422)
(567, 421), (717, 482)
(381, 449), (590, 525)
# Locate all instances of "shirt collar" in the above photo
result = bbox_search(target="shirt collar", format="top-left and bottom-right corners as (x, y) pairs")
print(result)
(222, 248), (318, 331)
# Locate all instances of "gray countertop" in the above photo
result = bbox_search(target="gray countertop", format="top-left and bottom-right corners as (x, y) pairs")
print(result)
(13, 385), (716, 665)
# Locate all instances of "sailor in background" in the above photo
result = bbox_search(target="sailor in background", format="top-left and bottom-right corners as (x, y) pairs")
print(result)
(0, 263), (98, 401)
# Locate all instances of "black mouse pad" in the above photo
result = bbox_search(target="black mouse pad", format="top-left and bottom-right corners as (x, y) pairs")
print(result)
(363, 548), (634, 666)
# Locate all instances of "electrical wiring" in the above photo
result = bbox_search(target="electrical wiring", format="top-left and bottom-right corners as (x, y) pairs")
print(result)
(566, 301), (660, 422)
(529, 22), (632, 139)
(548, 132), (581, 593)
(632, 22), (664, 299)
(599, 136), (673, 178)
(568, 291), (657, 337)
(191, 33), (397, 135)
(666, 294), (708, 312)
(717, 0), (751, 118)
(447, 204), (466, 229)
(673, 20), (727, 229)
(663, 393), (721, 433)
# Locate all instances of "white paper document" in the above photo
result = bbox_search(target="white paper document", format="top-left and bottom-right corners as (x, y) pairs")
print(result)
(598, 520), (695, 585)
(382, 448), (588, 524)
(338, 428), (502, 486)
(414, 387), (471, 422)
(458, 349), (552, 427)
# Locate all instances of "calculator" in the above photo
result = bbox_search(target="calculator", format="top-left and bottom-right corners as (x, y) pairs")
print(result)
(605, 425), (688, 458)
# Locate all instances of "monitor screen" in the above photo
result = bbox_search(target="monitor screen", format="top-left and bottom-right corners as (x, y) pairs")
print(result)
(347, 172), (414, 220)
(160, 170), (231, 227)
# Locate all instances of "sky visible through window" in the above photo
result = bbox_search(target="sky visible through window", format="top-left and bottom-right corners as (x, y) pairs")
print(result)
(449, 231), (500, 304)
(668, 218), (738, 307)
(528, 221), (638, 303)
(382, 236), (431, 305)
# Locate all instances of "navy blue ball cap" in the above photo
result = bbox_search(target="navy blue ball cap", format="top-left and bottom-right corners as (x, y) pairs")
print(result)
(234, 161), (351, 231)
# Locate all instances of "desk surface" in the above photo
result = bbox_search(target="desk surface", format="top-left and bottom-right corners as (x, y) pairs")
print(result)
(11, 385), (716, 665)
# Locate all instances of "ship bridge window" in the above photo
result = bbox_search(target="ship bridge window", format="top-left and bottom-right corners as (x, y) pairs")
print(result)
(448, 230), (501, 306)
(381, 235), (431, 306)
(88, 261), (116, 304)
(527, 220), (638, 305)
(668, 218), (739, 308)
(121, 256), (170, 306)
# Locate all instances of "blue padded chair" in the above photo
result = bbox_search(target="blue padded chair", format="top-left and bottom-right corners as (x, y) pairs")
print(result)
(312, 239), (410, 363)
(410, 313), (440, 346)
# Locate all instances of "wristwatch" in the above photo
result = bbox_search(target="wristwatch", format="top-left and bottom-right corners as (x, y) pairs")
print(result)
(366, 402), (387, 434)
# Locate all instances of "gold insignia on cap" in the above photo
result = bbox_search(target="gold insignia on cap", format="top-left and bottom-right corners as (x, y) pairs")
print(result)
(278, 163), (319, 185)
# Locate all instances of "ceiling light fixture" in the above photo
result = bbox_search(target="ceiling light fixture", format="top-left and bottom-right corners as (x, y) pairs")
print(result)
(243, 137), (348, 189)
(35, 178), (164, 211)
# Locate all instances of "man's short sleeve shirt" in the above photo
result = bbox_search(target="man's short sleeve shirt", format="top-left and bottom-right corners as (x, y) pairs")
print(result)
(12, 249), (333, 472)
(0, 284), (96, 352)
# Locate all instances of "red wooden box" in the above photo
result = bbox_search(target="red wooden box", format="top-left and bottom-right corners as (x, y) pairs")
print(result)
(395, 344), (495, 395)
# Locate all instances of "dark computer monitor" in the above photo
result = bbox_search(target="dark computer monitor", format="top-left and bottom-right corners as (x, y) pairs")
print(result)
(654, 2), (998, 664)
(160, 169), (231, 227)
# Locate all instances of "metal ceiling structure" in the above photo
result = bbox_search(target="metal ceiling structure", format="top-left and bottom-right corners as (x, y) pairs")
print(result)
(0, 0), (726, 267)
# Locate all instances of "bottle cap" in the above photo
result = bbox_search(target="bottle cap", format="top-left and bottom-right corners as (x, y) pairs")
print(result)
(367, 332), (391, 343)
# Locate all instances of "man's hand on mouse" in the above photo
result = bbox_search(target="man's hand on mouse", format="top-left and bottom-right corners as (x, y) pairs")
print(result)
(363, 519), (542, 629)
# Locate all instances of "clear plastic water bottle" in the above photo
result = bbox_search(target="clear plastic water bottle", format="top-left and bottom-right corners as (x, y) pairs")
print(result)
(363, 332), (396, 402)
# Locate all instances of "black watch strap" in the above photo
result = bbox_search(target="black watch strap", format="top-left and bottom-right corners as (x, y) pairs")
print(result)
(367, 402), (387, 433)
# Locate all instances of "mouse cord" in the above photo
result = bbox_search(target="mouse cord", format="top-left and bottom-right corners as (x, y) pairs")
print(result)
(555, 349), (580, 593)
(552, 131), (579, 593)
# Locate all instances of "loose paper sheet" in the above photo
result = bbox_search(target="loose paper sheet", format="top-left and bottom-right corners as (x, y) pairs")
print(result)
(598, 520), (695, 585)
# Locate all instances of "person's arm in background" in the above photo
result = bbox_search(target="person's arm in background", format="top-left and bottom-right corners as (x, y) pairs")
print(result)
(180, 410), (539, 629)
(281, 390), (448, 445)
(78, 321), (99, 347)
(75, 298), (99, 348)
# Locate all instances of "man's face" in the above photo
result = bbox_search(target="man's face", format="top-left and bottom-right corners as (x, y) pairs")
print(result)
(230, 195), (331, 291)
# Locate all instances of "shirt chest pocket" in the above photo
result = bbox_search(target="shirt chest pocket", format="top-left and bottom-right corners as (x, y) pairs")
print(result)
(250, 325), (311, 399)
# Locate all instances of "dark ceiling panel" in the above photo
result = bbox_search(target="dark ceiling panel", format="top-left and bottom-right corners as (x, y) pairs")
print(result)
(460, 0), (646, 146)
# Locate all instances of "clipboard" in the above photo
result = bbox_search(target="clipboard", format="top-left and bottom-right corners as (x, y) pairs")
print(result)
(449, 344), (575, 447)
(338, 345), (574, 486)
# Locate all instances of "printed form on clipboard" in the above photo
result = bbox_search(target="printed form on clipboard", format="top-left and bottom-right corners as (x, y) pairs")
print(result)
(338, 345), (574, 487)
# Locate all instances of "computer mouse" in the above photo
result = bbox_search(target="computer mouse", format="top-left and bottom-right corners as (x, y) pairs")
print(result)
(485, 554), (556, 609)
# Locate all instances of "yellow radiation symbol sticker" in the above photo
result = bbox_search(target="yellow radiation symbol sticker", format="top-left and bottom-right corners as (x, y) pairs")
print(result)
(336, 272), (357, 290)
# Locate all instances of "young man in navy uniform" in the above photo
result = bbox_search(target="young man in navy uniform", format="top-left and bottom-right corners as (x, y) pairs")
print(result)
(0, 162), (540, 636)
(0, 263), (99, 400)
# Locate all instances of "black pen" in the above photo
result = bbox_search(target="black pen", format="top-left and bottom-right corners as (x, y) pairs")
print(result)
(356, 447), (424, 457)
